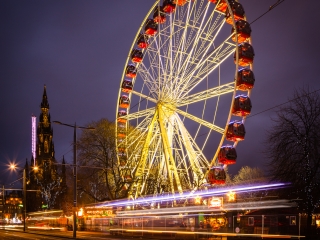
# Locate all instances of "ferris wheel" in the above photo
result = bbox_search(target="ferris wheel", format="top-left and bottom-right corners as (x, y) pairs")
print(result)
(116, 0), (255, 199)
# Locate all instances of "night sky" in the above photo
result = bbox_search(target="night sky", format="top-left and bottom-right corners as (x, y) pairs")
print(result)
(1, 0), (320, 186)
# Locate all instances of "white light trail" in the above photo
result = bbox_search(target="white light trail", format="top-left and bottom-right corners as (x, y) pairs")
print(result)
(97, 182), (290, 208)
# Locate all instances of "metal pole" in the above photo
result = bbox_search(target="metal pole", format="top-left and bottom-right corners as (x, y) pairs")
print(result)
(23, 169), (26, 232)
(73, 123), (77, 239)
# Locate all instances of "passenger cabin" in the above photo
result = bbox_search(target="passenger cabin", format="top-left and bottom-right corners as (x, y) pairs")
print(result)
(122, 183), (129, 190)
(231, 20), (251, 43)
(118, 147), (126, 152)
(163, 0), (176, 13)
(209, 0), (234, 13)
(117, 110), (127, 123)
(118, 122), (126, 129)
(145, 19), (158, 36)
(174, 0), (188, 6)
(125, 64), (137, 78)
(118, 129), (126, 138)
(131, 49), (143, 63)
(124, 175), (133, 183)
(137, 34), (149, 49)
(207, 167), (226, 184)
(153, 7), (166, 24)
(234, 42), (255, 67)
(121, 80), (133, 93)
(232, 95), (252, 117)
(118, 151), (127, 166)
(118, 151), (127, 160)
(225, 2), (245, 25)
(218, 146), (237, 165)
(119, 160), (126, 167)
(119, 95), (130, 108)
(236, 68), (255, 91)
(226, 121), (246, 141)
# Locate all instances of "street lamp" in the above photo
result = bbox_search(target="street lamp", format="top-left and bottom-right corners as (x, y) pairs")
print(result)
(9, 163), (37, 232)
(53, 121), (95, 239)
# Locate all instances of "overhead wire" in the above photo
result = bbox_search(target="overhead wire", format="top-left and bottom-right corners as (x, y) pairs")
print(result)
(250, 0), (285, 25)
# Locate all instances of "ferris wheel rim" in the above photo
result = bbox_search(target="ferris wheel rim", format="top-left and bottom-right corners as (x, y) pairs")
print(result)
(116, 0), (253, 197)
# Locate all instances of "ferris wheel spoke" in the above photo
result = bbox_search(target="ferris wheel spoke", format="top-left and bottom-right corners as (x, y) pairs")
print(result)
(132, 110), (159, 198)
(175, 108), (224, 134)
(137, 64), (160, 98)
(131, 90), (157, 104)
(176, 82), (234, 107)
(127, 107), (155, 121)
(122, 115), (154, 152)
(158, 104), (183, 195)
(178, 38), (236, 98)
(174, 114), (208, 180)
(172, 4), (225, 87)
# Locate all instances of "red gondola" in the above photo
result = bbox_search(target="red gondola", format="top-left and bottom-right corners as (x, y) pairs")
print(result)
(174, 0), (187, 6)
(125, 64), (137, 78)
(121, 80), (133, 93)
(207, 167), (226, 184)
(131, 49), (143, 63)
(236, 68), (255, 91)
(232, 95), (252, 117)
(118, 129), (126, 138)
(124, 174), (133, 183)
(118, 151), (127, 166)
(234, 42), (255, 67)
(119, 95), (130, 108)
(145, 19), (158, 36)
(122, 183), (129, 190)
(163, 0), (176, 13)
(231, 20), (251, 43)
(118, 110), (127, 123)
(118, 147), (126, 152)
(137, 34), (149, 49)
(209, 0), (234, 13)
(153, 7), (166, 24)
(226, 121), (246, 142)
(218, 146), (237, 165)
(225, 1), (245, 25)
(119, 160), (126, 167)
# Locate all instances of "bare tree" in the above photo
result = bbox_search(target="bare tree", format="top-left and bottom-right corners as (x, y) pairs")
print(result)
(76, 119), (126, 201)
(266, 87), (320, 238)
(232, 166), (269, 201)
(233, 166), (266, 184)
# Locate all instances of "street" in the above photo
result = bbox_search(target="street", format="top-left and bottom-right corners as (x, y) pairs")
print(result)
(0, 229), (134, 240)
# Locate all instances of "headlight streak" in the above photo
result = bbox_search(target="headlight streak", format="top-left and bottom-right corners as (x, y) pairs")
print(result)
(115, 199), (296, 217)
(97, 182), (290, 208)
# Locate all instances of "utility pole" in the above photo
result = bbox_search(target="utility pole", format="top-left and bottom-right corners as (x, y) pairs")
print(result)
(53, 121), (95, 239)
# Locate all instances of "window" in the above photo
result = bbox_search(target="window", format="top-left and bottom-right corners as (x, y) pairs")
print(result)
(248, 217), (254, 226)
(290, 216), (296, 225)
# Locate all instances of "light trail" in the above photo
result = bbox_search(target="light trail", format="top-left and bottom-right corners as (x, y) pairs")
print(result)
(116, 199), (296, 217)
(97, 182), (290, 208)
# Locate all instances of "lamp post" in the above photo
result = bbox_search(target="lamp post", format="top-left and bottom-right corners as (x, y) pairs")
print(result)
(53, 121), (94, 239)
(23, 169), (26, 232)
(9, 163), (35, 232)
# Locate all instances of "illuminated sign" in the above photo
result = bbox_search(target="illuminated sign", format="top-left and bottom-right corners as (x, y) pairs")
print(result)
(227, 191), (236, 201)
(208, 197), (223, 208)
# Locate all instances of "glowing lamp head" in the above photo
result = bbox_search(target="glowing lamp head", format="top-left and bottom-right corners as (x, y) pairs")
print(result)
(9, 164), (16, 170)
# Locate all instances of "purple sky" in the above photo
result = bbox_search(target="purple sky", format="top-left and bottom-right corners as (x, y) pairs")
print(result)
(1, 0), (320, 186)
